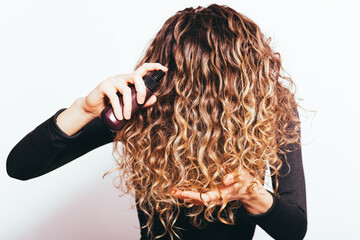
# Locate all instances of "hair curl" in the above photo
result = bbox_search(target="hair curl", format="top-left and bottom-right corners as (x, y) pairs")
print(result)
(107, 4), (301, 240)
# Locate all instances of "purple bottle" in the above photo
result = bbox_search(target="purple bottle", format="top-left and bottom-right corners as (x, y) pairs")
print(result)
(100, 70), (165, 132)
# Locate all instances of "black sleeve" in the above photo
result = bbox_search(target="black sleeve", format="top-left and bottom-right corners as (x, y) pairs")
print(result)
(6, 108), (116, 180)
(244, 114), (307, 239)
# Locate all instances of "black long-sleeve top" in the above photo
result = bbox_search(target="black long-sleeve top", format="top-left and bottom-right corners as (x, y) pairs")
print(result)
(6, 108), (307, 240)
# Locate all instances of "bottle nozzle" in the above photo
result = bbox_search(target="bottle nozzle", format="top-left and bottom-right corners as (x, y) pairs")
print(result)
(144, 70), (165, 92)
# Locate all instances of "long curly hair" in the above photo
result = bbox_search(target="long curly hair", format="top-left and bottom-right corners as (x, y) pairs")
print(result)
(108, 4), (301, 240)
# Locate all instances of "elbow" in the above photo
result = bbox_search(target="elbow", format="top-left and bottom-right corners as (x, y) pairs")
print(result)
(275, 206), (307, 240)
(298, 210), (308, 240)
(7, 171), (32, 181)
(6, 166), (29, 181)
(278, 216), (307, 240)
(6, 157), (31, 181)
(295, 205), (308, 240)
(8, 175), (32, 181)
(284, 208), (307, 240)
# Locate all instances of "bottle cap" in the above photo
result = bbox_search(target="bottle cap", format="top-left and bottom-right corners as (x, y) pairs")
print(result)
(144, 70), (165, 92)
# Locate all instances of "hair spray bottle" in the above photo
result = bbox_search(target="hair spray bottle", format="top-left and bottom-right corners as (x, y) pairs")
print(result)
(100, 70), (165, 132)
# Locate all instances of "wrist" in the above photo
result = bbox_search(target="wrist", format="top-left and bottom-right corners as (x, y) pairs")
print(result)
(56, 98), (96, 137)
(239, 184), (274, 215)
(76, 97), (98, 120)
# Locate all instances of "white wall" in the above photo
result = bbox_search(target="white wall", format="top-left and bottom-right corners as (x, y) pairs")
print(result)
(1, 0), (359, 239)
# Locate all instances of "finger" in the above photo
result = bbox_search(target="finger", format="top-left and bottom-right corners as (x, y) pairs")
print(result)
(121, 85), (132, 120)
(191, 195), (225, 205)
(174, 191), (203, 205)
(135, 62), (168, 77)
(111, 80), (132, 120)
(180, 191), (201, 201)
(182, 188), (234, 204)
(223, 174), (235, 186)
(99, 82), (123, 120)
(170, 188), (182, 197)
(141, 95), (157, 108)
(109, 77), (134, 120)
(186, 199), (205, 206)
(220, 181), (249, 203)
(202, 191), (221, 203)
(133, 73), (147, 104)
(178, 196), (204, 205)
(182, 195), (224, 206)
(180, 191), (217, 203)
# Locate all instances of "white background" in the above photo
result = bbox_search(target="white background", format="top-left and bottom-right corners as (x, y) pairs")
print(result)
(1, 0), (359, 239)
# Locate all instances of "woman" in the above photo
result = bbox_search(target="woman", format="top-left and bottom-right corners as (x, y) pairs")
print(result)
(6, 4), (307, 240)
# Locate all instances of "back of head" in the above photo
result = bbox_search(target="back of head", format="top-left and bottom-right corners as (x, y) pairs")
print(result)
(112, 4), (301, 239)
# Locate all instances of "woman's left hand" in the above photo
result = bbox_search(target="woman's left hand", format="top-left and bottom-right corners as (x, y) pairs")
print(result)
(171, 170), (274, 215)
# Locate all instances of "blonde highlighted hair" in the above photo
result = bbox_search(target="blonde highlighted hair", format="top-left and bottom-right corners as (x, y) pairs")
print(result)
(107, 4), (301, 240)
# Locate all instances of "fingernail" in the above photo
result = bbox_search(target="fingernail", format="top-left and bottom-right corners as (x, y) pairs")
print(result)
(139, 97), (145, 104)
(118, 112), (123, 120)
(171, 189), (182, 197)
(126, 112), (131, 119)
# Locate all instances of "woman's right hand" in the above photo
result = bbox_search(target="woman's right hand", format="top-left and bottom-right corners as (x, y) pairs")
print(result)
(81, 63), (168, 120)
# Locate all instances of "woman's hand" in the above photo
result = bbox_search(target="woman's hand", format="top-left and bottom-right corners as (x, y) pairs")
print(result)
(172, 170), (274, 215)
(82, 62), (168, 120)
(56, 63), (167, 137)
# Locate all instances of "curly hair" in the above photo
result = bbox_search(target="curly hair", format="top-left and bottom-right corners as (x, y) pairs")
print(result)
(107, 4), (301, 240)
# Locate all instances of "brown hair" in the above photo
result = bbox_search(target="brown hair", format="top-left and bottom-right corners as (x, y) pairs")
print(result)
(108, 4), (301, 239)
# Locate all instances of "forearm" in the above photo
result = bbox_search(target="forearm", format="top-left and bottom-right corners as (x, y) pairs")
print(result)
(7, 106), (114, 180)
(6, 108), (84, 180)
(56, 97), (96, 136)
